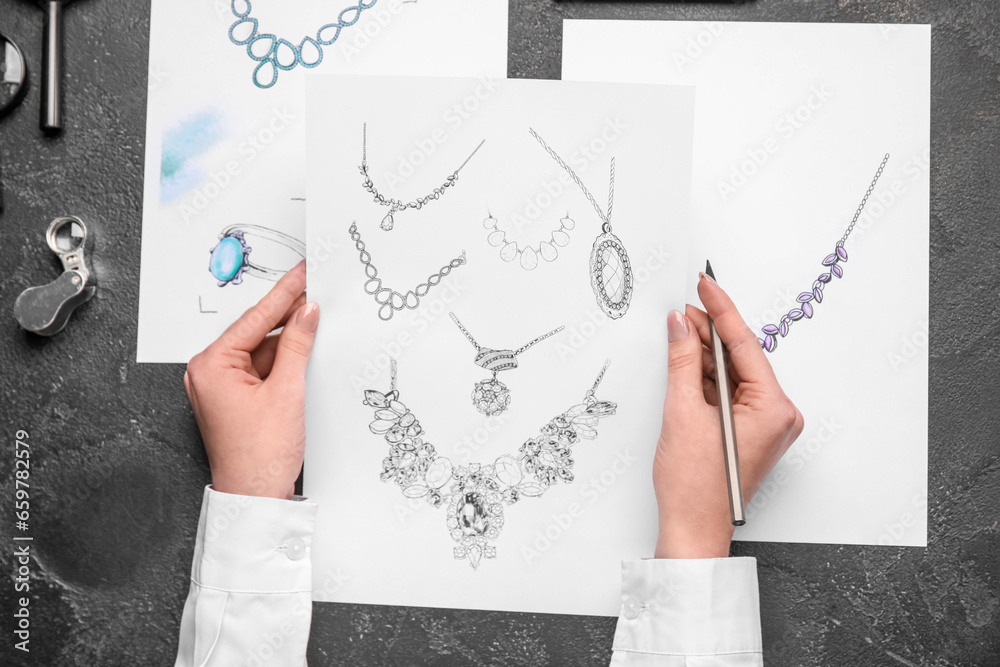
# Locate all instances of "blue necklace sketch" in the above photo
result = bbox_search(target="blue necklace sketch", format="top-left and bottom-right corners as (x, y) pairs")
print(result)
(758, 154), (889, 353)
(228, 0), (378, 89)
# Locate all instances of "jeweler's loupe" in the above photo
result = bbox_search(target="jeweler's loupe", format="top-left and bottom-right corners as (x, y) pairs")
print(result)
(0, 33), (28, 118)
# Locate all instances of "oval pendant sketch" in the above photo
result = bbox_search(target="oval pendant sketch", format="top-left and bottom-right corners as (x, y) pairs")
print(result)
(482, 211), (576, 271)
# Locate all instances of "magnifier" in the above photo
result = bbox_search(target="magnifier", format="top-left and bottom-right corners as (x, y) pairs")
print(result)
(0, 32), (28, 117)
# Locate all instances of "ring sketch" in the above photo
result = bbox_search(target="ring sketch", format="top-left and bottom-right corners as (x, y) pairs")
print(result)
(449, 312), (565, 416)
(482, 211), (576, 270)
(209, 224), (305, 287)
(757, 154), (889, 353)
(360, 123), (486, 231)
(228, 0), (379, 89)
(349, 222), (467, 321)
(363, 359), (617, 570)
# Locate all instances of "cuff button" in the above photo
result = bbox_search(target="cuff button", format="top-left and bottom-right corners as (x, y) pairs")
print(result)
(286, 538), (307, 561)
(622, 596), (643, 619)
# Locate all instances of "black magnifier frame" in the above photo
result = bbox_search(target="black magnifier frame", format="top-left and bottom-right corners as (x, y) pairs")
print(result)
(0, 32), (28, 118)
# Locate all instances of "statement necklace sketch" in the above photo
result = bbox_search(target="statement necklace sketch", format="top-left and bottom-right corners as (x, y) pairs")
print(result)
(364, 358), (617, 569)
(449, 312), (565, 416)
(228, 0), (378, 89)
(361, 123), (486, 231)
(482, 211), (577, 270)
(529, 129), (633, 319)
(758, 153), (889, 353)
(348, 223), (466, 321)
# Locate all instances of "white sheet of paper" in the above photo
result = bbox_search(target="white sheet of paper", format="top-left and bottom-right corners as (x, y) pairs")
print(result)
(564, 20), (930, 547)
(136, 0), (508, 362)
(304, 74), (694, 615)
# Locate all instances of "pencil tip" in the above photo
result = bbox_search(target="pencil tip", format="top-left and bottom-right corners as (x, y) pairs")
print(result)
(705, 260), (716, 280)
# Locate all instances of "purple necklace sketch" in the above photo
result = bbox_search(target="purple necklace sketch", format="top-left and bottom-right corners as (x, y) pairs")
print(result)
(208, 225), (305, 287)
(228, 0), (378, 89)
(364, 358), (616, 569)
(348, 222), (467, 321)
(361, 123), (486, 231)
(449, 312), (565, 416)
(529, 129), (633, 319)
(482, 211), (577, 270)
(757, 154), (889, 353)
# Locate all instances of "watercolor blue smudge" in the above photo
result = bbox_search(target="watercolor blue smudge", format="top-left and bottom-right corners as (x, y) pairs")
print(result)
(160, 110), (226, 202)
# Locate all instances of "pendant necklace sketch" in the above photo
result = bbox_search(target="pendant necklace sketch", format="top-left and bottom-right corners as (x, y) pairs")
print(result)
(363, 358), (617, 569)
(228, 0), (379, 89)
(530, 129), (634, 319)
(449, 312), (565, 416)
(758, 154), (889, 353)
(361, 123), (486, 231)
(482, 211), (577, 270)
(348, 222), (467, 321)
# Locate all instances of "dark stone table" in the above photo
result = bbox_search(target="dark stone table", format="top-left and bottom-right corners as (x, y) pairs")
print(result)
(1, 1), (997, 665)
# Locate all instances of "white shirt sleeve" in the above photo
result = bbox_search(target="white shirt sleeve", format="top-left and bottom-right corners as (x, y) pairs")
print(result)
(174, 486), (317, 667)
(609, 557), (763, 666)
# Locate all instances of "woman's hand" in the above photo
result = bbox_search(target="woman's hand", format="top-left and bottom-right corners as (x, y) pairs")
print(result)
(654, 272), (804, 558)
(184, 262), (319, 500)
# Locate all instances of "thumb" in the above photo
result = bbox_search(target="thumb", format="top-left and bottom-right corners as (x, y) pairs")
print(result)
(665, 309), (705, 406)
(267, 302), (320, 388)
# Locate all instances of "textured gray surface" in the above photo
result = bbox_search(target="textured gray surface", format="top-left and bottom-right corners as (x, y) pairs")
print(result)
(0, 1), (997, 665)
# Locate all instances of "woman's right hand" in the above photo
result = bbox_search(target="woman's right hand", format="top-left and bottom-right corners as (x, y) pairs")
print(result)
(653, 272), (805, 559)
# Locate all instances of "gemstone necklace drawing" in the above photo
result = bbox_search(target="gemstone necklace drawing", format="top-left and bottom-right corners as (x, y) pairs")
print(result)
(529, 129), (634, 319)
(758, 153), (889, 353)
(228, 0), (377, 89)
(449, 312), (565, 416)
(348, 222), (467, 321)
(361, 123), (486, 231)
(363, 358), (616, 569)
(482, 211), (577, 270)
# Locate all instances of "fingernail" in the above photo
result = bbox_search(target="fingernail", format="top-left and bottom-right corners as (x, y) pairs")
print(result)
(667, 310), (688, 342)
(299, 302), (320, 333)
(699, 271), (716, 285)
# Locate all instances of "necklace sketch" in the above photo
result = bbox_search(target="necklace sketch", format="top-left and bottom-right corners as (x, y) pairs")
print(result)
(482, 211), (577, 270)
(529, 129), (633, 319)
(348, 222), (466, 321)
(364, 358), (616, 569)
(228, 0), (377, 89)
(361, 123), (486, 231)
(758, 154), (890, 353)
(209, 225), (305, 287)
(449, 312), (565, 416)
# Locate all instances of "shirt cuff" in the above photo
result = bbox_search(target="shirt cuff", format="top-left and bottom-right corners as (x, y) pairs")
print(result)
(189, 485), (318, 594)
(613, 557), (761, 658)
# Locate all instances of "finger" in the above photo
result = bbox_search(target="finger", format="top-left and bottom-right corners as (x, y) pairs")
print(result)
(665, 310), (706, 407)
(276, 293), (308, 331)
(702, 375), (719, 407)
(266, 302), (320, 390)
(250, 334), (281, 379)
(685, 304), (712, 348)
(697, 273), (779, 388)
(217, 261), (307, 354)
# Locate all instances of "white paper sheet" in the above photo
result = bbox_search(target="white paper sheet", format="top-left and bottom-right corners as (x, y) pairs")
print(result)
(564, 20), (930, 547)
(136, 0), (508, 362)
(304, 74), (695, 615)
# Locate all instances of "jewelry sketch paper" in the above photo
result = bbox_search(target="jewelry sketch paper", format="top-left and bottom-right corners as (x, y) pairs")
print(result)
(304, 75), (695, 615)
(136, 0), (508, 362)
(564, 21), (930, 547)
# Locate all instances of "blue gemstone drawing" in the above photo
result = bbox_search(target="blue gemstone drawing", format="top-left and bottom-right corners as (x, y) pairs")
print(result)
(209, 230), (251, 286)
(209, 225), (306, 287)
(228, 0), (379, 89)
